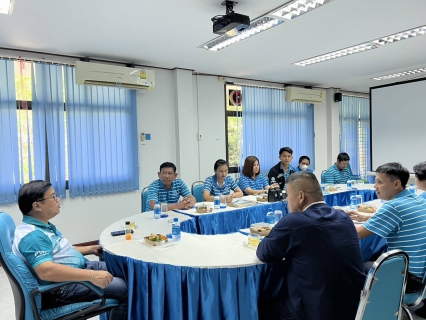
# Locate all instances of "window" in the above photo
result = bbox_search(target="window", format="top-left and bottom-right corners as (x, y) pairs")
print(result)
(340, 95), (370, 177)
(0, 58), (139, 203)
(225, 84), (315, 174)
(225, 85), (243, 173)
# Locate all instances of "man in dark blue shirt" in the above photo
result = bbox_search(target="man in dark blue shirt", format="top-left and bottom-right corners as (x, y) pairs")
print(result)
(257, 172), (365, 320)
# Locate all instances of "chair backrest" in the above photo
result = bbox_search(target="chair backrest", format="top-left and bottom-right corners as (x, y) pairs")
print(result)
(355, 249), (409, 320)
(0, 212), (42, 320)
(141, 186), (149, 212)
(320, 170), (327, 184)
(191, 181), (204, 203)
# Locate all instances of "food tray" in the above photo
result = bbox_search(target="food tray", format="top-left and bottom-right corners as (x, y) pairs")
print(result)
(249, 222), (272, 236)
(144, 234), (168, 246)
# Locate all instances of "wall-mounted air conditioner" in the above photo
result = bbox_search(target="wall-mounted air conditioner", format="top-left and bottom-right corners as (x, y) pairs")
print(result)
(285, 87), (325, 104)
(75, 61), (155, 90)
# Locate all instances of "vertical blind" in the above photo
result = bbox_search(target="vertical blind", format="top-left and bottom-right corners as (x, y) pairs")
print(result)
(340, 95), (371, 176)
(242, 86), (315, 173)
(0, 60), (139, 203)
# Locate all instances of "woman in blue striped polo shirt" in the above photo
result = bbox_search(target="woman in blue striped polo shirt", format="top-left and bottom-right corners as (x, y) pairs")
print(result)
(203, 159), (243, 202)
(239, 156), (274, 196)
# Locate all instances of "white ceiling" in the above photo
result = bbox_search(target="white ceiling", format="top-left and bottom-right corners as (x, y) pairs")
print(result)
(1, 0), (426, 92)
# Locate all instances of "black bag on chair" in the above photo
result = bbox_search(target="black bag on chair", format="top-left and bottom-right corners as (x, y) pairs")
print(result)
(268, 188), (284, 202)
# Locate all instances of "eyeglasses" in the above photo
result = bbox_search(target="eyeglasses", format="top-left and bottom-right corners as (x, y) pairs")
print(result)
(36, 194), (60, 202)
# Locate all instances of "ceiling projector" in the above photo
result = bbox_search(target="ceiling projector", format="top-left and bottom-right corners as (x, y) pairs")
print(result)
(212, 1), (250, 35)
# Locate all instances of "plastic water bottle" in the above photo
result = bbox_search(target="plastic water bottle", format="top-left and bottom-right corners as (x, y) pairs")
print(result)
(214, 195), (220, 209)
(172, 217), (181, 240)
(409, 184), (416, 194)
(154, 201), (161, 219)
(347, 180), (353, 190)
(267, 207), (275, 225)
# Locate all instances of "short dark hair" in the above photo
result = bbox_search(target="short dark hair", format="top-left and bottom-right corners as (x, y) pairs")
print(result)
(299, 156), (310, 164)
(376, 162), (410, 189)
(413, 161), (426, 181)
(242, 156), (260, 177)
(287, 172), (324, 201)
(18, 180), (52, 215)
(159, 162), (176, 173)
(214, 159), (228, 171)
(337, 153), (350, 162)
(279, 147), (293, 156)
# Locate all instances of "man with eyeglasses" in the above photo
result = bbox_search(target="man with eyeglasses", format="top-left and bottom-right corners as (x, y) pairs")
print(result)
(12, 180), (128, 320)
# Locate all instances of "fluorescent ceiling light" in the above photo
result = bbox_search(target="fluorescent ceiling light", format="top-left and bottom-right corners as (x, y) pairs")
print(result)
(294, 25), (426, 66)
(0, 0), (14, 14)
(199, 17), (283, 52)
(272, 0), (333, 20)
(372, 68), (426, 81)
(199, 0), (334, 51)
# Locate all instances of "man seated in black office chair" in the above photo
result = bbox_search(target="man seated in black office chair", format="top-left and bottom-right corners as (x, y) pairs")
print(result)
(12, 180), (128, 320)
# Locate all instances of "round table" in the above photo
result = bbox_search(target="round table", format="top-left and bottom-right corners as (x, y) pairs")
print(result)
(100, 213), (284, 320)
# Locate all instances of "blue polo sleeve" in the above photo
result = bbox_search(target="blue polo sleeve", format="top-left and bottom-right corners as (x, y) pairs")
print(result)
(323, 169), (336, 184)
(229, 177), (239, 191)
(178, 180), (191, 197)
(363, 202), (402, 237)
(203, 176), (214, 194)
(147, 180), (159, 203)
(238, 175), (250, 192)
(18, 230), (53, 269)
(260, 174), (269, 188)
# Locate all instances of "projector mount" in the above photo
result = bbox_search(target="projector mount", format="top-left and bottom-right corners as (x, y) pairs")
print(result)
(211, 1), (238, 22)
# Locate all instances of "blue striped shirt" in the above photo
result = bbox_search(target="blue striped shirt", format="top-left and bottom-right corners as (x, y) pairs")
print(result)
(203, 175), (239, 196)
(323, 163), (352, 184)
(420, 192), (426, 200)
(239, 174), (269, 195)
(146, 179), (191, 209)
(364, 190), (426, 278)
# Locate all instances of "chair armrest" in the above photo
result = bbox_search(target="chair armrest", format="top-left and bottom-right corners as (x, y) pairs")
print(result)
(36, 281), (105, 296)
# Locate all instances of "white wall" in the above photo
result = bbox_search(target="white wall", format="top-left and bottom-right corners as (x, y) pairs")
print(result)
(0, 71), (340, 243)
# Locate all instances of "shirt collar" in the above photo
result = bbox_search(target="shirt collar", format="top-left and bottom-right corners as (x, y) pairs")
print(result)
(23, 215), (57, 232)
(395, 189), (410, 198)
(303, 201), (327, 211)
(158, 179), (174, 190)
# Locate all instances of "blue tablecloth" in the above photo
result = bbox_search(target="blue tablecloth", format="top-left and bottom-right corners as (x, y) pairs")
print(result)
(179, 217), (197, 233)
(179, 201), (288, 235)
(323, 189), (377, 207)
(104, 250), (286, 320)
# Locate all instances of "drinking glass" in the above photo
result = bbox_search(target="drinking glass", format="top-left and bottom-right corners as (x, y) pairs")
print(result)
(220, 194), (227, 208)
(161, 203), (168, 218)
(248, 233), (260, 246)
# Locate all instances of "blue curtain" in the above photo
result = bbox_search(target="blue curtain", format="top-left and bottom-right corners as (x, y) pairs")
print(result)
(340, 96), (371, 176)
(64, 67), (139, 197)
(242, 86), (315, 173)
(0, 59), (20, 204)
(32, 63), (67, 197)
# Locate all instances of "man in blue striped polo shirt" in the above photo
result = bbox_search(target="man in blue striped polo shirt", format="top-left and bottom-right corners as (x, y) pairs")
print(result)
(147, 162), (196, 210)
(354, 162), (426, 297)
(323, 152), (353, 184)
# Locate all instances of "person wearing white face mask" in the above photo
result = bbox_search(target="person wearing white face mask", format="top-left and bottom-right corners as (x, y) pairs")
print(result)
(295, 156), (313, 173)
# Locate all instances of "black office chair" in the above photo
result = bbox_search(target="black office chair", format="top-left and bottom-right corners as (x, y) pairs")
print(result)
(0, 212), (119, 320)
